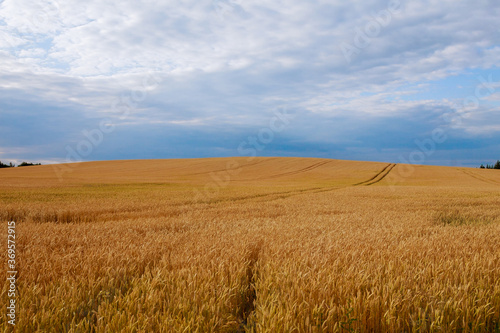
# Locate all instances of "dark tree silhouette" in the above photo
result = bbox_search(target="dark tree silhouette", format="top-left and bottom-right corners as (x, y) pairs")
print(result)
(18, 162), (42, 167)
(0, 161), (14, 168)
(480, 160), (500, 169)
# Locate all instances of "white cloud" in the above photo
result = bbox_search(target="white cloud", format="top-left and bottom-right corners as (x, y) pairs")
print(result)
(1, 0), (500, 163)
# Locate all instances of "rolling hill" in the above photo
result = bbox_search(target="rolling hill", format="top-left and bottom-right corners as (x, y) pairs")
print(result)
(1, 158), (499, 332)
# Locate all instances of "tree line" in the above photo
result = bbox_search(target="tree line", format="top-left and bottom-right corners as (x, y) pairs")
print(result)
(0, 161), (42, 168)
(480, 160), (500, 169)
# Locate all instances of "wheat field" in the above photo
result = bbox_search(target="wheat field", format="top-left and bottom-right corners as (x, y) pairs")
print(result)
(1, 157), (499, 332)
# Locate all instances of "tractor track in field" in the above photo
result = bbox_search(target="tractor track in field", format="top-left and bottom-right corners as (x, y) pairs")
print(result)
(182, 157), (279, 176)
(353, 163), (397, 186)
(265, 163), (398, 200)
(250, 160), (334, 180)
(461, 169), (500, 186)
(197, 163), (397, 204)
(236, 242), (261, 332)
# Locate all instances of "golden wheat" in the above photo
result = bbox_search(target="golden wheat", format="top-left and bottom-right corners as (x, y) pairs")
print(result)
(1, 158), (499, 332)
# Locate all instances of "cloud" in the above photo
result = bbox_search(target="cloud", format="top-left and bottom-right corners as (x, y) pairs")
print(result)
(0, 0), (499, 166)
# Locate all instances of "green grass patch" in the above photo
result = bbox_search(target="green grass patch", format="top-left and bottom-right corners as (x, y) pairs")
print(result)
(435, 209), (498, 226)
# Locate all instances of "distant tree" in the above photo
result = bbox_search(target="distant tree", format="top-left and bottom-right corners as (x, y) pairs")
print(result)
(18, 162), (42, 167)
(0, 161), (14, 168)
(481, 161), (500, 169)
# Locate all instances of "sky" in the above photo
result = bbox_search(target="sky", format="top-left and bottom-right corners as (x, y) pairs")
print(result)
(0, 0), (499, 167)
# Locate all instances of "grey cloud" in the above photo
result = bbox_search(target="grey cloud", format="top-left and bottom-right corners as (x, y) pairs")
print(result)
(0, 0), (499, 165)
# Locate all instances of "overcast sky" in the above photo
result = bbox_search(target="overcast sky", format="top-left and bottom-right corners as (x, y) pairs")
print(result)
(1, 0), (499, 166)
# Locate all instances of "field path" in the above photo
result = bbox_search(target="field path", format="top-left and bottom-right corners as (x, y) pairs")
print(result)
(354, 163), (397, 186)
(258, 160), (333, 179)
(225, 162), (399, 202)
(461, 169), (500, 186)
(183, 157), (279, 176)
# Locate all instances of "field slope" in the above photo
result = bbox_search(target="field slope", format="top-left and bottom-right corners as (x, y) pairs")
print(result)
(1, 157), (500, 332)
